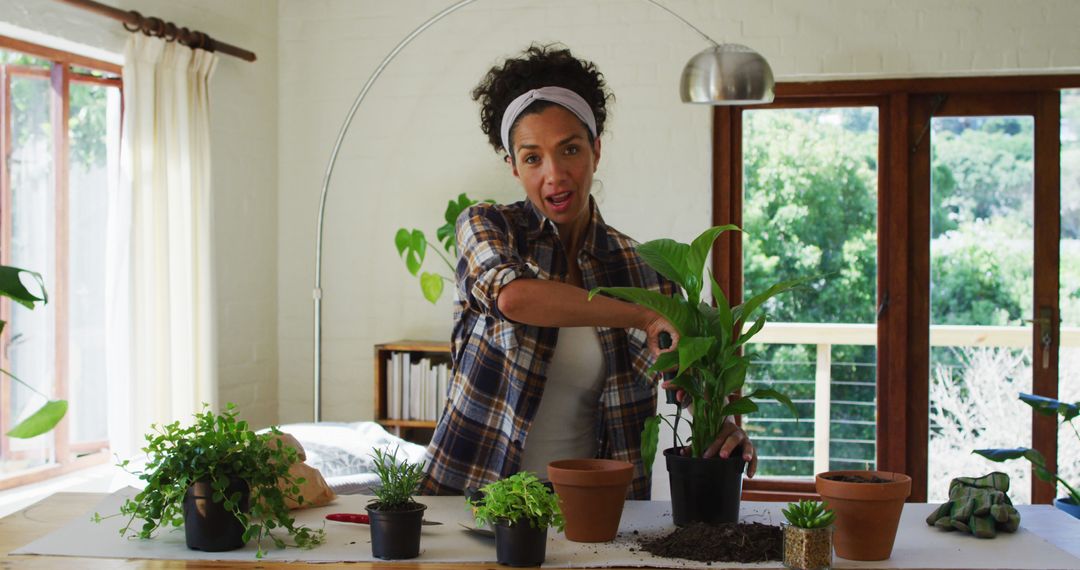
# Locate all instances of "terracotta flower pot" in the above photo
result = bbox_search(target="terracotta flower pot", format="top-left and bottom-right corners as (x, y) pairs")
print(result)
(547, 459), (633, 542)
(815, 470), (911, 561)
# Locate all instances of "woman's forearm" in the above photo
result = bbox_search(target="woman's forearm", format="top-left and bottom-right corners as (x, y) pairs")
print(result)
(496, 278), (651, 330)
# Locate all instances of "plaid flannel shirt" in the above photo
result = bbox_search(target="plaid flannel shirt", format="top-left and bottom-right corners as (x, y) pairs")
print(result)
(420, 198), (676, 499)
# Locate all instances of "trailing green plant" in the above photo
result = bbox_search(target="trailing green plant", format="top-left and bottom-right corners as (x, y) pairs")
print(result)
(588, 225), (803, 472)
(95, 404), (325, 558)
(782, 499), (836, 529)
(394, 192), (494, 303)
(468, 471), (565, 531)
(974, 392), (1080, 505)
(0, 265), (67, 438)
(368, 447), (426, 509)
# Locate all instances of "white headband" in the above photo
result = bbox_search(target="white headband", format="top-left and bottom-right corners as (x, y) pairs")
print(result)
(499, 86), (597, 155)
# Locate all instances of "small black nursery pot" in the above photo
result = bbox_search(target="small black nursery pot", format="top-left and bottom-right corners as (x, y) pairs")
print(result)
(366, 501), (427, 560)
(183, 477), (250, 552)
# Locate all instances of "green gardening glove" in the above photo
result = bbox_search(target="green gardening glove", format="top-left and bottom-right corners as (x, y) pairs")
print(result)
(926, 472), (1020, 538)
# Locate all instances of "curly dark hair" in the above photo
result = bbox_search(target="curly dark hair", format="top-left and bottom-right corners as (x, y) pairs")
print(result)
(472, 43), (613, 158)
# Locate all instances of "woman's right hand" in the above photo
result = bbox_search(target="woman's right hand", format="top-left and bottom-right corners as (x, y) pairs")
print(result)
(640, 310), (679, 359)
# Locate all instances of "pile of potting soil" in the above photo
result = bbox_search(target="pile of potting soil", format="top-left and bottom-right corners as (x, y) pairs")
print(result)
(638, 522), (782, 563)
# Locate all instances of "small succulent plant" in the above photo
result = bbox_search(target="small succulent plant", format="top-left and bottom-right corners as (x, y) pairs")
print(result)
(782, 499), (836, 529)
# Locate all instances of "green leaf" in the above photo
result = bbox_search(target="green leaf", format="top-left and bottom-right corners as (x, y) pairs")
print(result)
(640, 415), (661, 475)
(393, 228), (410, 256)
(737, 314), (768, 346)
(677, 336), (714, 375)
(1019, 393), (1079, 422)
(720, 397), (758, 416)
(636, 239), (690, 293)
(0, 266), (47, 309)
(7, 400), (68, 438)
(646, 351), (679, 375)
(973, 447), (1056, 482)
(406, 230), (426, 275)
(720, 355), (750, 396)
(746, 388), (799, 419)
(734, 276), (807, 326)
(588, 287), (698, 336)
(420, 272), (444, 304)
(686, 225), (739, 304)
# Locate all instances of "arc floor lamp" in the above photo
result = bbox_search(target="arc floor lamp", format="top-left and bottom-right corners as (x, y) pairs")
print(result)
(311, 0), (775, 421)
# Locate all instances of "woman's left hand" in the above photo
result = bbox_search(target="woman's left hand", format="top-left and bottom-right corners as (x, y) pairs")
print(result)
(702, 420), (758, 478)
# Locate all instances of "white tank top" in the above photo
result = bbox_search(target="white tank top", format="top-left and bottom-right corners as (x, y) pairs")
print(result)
(519, 327), (606, 478)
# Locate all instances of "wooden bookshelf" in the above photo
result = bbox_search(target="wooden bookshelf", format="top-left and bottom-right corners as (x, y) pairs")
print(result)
(374, 340), (451, 444)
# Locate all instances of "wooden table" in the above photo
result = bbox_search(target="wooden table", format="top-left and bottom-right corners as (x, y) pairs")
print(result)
(1, 493), (1078, 569)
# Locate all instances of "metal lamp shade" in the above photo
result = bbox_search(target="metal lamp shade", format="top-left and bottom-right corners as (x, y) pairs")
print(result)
(680, 44), (775, 105)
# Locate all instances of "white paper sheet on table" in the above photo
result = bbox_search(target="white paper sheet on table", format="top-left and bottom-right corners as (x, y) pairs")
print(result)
(12, 488), (1080, 569)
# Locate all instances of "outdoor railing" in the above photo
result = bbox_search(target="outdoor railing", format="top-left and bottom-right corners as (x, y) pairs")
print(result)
(744, 322), (1080, 475)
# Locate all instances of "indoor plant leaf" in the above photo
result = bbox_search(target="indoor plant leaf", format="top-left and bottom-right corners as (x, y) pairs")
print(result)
(640, 415), (661, 474)
(745, 387), (799, 418)
(0, 265), (47, 309)
(685, 225), (739, 305)
(677, 336), (715, 375)
(588, 287), (698, 336)
(733, 276), (807, 327)
(646, 350), (680, 375)
(635, 239), (691, 293)
(6, 399), (67, 438)
(1019, 393), (1079, 421)
(720, 397), (758, 417)
(420, 272), (443, 304)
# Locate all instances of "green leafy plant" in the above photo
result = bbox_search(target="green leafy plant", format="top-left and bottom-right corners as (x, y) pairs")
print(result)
(974, 392), (1080, 506)
(0, 266), (67, 438)
(468, 472), (564, 531)
(394, 192), (493, 303)
(368, 447), (425, 509)
(96, 404), (325, 558)
(782, 499), (836, 529)
(588, 226), (803, 472)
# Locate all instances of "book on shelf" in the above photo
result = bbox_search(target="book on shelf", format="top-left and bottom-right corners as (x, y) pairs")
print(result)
(383, 350), (451, 423)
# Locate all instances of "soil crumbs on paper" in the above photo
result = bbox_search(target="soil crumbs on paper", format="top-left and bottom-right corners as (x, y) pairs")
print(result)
(640, 522), (782, 563)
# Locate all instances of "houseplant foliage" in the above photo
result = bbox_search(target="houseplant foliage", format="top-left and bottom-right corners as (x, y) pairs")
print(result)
(366, 447), (427, 560)
(394, 192), (493, 303)
(781, 500), (834, 570)
(0, 266), (67, 438)
(469, 471), (564, 567)
(588, 225), (801, 469)
(102, 404), (324, 557)
(974, 392), (1080, 516)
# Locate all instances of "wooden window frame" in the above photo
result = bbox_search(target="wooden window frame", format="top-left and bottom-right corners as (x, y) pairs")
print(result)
(716, 74), (1080, 503)
(0, 36), (120, 490)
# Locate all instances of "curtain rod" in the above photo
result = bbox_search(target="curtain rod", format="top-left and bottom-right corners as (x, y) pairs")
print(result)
(55, 0), (257, 62)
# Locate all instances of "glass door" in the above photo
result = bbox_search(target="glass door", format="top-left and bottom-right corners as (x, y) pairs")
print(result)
(912, 92), (1061, 504)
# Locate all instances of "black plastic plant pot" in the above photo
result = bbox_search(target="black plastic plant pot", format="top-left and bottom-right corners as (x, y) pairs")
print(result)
(665, 446), (746, 525)
(366, 502), (427, 560)
(493, 519), (548, 567)
(183, 477), (250, 552)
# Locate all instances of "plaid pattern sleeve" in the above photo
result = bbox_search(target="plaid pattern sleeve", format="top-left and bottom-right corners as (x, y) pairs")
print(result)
(420, 199), (677, 499)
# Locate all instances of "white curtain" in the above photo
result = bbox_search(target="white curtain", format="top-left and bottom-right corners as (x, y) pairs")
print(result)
(106, 35), (218, 458)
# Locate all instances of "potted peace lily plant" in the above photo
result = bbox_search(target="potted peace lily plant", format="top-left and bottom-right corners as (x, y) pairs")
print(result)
(366, 447), (428, 560)
(975, 392), (1080, 520)
(589, 225), (801, 525)
(469, 471), (565, 567)
(98, 404), (325, 557)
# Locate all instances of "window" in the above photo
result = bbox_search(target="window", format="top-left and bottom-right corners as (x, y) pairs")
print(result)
(0, 37), (121, 487)
(716, 77), (1080, 503)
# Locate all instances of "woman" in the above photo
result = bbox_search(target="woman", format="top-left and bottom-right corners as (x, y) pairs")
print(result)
(421, 44), (755, 499)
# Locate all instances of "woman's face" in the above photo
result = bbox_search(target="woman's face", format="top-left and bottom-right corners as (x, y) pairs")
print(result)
(509, 105), (601, 236)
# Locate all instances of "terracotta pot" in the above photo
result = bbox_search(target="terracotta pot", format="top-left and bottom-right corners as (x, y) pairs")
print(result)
(547, 459), (633, 542)
(815, 470), (911, 561)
